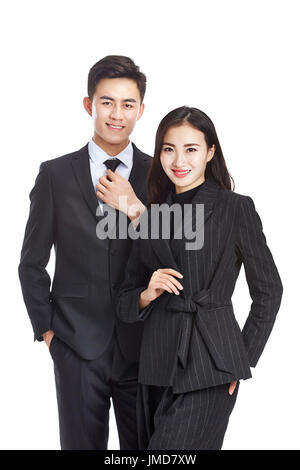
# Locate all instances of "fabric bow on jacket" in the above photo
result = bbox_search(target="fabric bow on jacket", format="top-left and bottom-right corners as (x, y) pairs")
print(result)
(166, 288), (232, 373)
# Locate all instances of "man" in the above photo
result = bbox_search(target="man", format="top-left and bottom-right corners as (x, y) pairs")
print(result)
(18, 55), (152, 449)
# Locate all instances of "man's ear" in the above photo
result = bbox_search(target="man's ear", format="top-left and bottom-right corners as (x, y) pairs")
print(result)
(137, 102), (145, 121)
(83, 96), (92, 117)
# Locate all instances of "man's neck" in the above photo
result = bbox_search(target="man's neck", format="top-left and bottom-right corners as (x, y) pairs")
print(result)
(92, 134), (130, 157)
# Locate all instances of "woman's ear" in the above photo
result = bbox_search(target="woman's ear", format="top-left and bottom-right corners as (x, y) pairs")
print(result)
(207, 144), (216, 162)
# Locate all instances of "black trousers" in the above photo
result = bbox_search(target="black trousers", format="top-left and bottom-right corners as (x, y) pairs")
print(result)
(49, 328), (139, 450)
(137, 380), (240, 450)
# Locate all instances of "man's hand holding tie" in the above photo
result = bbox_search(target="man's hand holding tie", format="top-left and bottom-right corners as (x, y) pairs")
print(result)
(96, 159), (145, 226)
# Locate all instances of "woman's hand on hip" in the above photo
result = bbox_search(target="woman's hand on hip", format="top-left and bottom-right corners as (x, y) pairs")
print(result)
(228, 380), (238, 395)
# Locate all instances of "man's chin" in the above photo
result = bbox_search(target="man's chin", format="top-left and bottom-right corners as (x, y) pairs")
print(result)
(95, 132), (130, 147)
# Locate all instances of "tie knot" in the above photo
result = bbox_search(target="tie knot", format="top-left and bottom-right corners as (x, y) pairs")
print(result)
(103, 158), (122, 173)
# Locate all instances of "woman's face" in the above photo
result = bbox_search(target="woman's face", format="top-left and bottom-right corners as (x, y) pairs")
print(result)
(160, 123), (215, 193)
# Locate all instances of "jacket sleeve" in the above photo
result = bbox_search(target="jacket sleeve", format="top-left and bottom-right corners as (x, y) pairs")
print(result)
(115, 237), (154, 323)
(236, 195), (283, 367)
(18, 162), (55, 342)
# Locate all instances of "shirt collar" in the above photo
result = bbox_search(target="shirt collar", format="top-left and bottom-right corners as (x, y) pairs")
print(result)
(88, 138), (133, 168)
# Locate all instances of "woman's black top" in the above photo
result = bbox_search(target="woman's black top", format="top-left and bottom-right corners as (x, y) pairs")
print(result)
(171, 179), (207, 206)
(170, 179), (207, 239)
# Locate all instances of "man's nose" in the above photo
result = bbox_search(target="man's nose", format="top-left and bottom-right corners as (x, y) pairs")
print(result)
(109, 105), (123, 121)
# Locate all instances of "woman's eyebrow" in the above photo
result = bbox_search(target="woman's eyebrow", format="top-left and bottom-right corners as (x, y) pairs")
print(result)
(162, 142), (200, 147)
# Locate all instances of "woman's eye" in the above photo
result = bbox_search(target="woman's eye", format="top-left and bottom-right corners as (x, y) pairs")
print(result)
(163, 147), (173, 152)
(187, 147), (197, 152)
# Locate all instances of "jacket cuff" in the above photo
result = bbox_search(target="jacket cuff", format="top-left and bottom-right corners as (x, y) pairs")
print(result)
(138, 301), (154, 321)
(33, 321), (53, 342)
(136, 286), (154, 322)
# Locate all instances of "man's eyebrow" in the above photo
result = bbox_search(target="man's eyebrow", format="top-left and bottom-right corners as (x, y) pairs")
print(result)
(162, 142), (201, 147)
(99, 96), (137, 103)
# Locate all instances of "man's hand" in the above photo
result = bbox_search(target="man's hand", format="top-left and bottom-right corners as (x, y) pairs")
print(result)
(43, 330), (55, 349)
(96, 169), (145, 221)
(228, 380), (238, 395)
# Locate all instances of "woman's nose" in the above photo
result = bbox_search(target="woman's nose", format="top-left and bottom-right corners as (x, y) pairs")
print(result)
(173, 153), (186, 167)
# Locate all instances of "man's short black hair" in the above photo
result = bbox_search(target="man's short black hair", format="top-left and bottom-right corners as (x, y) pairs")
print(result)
(87, 55), (147, 103)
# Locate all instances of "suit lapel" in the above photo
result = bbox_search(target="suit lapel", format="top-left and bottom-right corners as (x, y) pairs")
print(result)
(72, 142), (151, 239)
(71, 143), (148, 228)
(71, 143), (101, 221)
(148, 226), (180, 272)
(149, 176), (221, 267)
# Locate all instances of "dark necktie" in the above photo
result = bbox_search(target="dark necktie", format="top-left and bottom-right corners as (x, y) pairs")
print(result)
(103, 158), (122, 173)
(97, 158), (122, 219)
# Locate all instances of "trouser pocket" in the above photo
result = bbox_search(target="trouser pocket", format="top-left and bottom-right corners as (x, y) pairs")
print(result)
(49, 334), (58, 359)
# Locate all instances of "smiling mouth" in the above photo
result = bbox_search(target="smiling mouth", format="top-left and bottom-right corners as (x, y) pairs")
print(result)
(106, 123), (125, 130)
(172, 169), (191, 178)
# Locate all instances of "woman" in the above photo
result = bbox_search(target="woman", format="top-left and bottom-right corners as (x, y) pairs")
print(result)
(115, 106), (283, 450)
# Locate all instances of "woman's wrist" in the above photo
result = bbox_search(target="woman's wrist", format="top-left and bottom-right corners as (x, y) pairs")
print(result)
(139, 289), (152, 311)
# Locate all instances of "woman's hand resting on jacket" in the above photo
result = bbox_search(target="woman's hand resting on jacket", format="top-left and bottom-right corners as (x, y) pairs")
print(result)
(139, 268), (238, 395)
(139, 268), (183, 310)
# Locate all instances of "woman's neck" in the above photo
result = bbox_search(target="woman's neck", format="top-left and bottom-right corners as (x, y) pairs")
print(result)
(175, 177), (206, 195)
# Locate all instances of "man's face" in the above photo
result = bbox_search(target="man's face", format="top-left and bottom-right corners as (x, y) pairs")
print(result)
(85, 78), (144, 147)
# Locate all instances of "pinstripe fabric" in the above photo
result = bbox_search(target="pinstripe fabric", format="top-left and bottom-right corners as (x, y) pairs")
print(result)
(136, 381), (240, 450)
(116, 176), (283, 393)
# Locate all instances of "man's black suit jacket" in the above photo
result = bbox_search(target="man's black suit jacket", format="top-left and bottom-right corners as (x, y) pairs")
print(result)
(18, 142), (152, 361)
(116, 176), (283, 393)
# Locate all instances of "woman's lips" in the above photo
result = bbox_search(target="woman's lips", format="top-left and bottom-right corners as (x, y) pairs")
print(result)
(171, 169), (191, 178)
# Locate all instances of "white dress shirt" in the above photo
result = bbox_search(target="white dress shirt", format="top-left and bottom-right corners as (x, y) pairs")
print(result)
(88, 138), (133, 215)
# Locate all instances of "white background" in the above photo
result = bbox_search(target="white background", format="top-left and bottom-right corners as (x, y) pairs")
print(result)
(0, 0), (299, 450)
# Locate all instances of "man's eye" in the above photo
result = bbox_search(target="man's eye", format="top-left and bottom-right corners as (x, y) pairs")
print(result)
(125, 104), (134, 109)
(187, 148), (197, 152)
(102, 101), (111, 105)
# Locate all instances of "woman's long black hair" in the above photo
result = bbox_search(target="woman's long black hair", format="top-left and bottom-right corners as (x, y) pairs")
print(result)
(146, 106), (234, 208)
